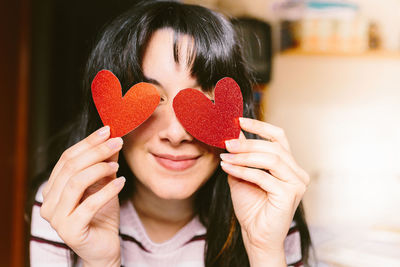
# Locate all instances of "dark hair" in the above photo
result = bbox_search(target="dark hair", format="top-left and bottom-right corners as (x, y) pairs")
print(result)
(27, 1), (312, 266)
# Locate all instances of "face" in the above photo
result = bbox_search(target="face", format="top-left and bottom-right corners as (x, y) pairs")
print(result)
(122, 29), (221, 200)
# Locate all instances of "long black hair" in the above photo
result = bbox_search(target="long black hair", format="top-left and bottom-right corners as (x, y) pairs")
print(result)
(27, 1), (312, 266)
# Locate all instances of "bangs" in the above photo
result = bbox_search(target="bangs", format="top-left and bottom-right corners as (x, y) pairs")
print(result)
(172, 31), (196, 77)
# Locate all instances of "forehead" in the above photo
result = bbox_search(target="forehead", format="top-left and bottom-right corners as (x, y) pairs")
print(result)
(139, 27), (216, 94)
(142, 28), (194, 73)
(141, 29), (203, 92)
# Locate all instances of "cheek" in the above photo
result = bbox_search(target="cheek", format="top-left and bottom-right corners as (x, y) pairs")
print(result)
(203, 147), (223, 168)
(199, 150), (221, 178)
(122, 113), (162, 148)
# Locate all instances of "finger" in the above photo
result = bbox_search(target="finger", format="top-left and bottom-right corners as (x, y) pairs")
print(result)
(238, 117), (291, 151)
(71, 176), (126, 227)
(107, 150), (119, 164)
(238, 130), (246, 140)
(80, 151), (121, 200)
(42, 126), (111, 198)
(68, 137), (123, 174)
(54, 161), (120, 218)
(220, 161), (282, 194)
(220, 152), (305, 184)
(222, 162), (306, 213)
(42, 137), (123, 216)
(224, 139), (306, 181)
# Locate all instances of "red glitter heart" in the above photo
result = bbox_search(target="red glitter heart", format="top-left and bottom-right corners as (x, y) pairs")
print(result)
(173, 77), (243, 149)
(91, 70), (160, 137)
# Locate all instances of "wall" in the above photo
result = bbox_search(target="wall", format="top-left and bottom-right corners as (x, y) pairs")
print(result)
(265, 53), (400, 229)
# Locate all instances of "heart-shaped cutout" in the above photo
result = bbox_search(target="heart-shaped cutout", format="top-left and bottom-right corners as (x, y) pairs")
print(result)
(91, 70), (160, 137)
(173, 77), (243, 149)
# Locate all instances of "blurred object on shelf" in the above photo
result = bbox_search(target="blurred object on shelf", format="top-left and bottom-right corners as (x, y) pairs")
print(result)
(253, 84), (269, 120)
(368, 21), (381, 50)
(280, 20), (300, 51)
(274, 0), (375, 54)
(273, 0), (359, 21)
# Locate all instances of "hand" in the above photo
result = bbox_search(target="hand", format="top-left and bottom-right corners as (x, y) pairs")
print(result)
(40, 126), (125, 266)
(220, 118), (310, 262)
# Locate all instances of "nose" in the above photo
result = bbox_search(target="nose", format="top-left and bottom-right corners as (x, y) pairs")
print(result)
(158, 104), (193, 146)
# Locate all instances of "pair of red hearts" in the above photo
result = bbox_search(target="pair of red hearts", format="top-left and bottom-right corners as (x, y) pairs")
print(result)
(91, 70), (243, 149)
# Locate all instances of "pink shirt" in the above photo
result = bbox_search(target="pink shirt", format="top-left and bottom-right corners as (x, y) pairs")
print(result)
(30, 181), (303, 266)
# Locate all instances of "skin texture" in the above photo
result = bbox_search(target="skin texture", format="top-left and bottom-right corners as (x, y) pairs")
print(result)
(39, 28), (310, 267)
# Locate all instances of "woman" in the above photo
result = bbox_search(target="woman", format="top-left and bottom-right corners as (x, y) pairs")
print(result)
(28, 1), (312, 266)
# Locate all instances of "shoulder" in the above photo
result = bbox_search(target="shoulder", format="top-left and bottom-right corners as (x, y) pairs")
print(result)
(30, 181), (73, 265)
(31, 181), (66, 243)
(285, 220), (303, 266)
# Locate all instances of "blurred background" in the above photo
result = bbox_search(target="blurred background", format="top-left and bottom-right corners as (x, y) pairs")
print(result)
(1, 0), (399, 266)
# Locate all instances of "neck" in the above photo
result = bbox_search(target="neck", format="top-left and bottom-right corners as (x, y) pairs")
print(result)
(132, 179), (196, 243)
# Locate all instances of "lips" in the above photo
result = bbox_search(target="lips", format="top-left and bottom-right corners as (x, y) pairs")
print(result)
(152, 153), (200, 171)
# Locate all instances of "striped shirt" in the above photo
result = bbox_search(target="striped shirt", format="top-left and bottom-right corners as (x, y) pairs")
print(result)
(30, 181), (303, 266)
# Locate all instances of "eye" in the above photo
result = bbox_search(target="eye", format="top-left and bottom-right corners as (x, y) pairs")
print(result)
(205, 93), (214, 103)
(204, 89), (215, 103)
(158, 95), (166, 106)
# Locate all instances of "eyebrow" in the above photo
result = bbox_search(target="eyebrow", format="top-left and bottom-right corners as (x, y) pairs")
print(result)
(142, 76), (161, 86)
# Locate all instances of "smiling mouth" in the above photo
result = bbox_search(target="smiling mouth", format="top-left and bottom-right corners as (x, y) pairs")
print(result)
(152, 153), (200, 171)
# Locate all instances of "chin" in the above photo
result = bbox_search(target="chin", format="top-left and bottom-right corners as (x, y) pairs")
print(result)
(150, 179), (200, 200)
(155, 191), (194, 200)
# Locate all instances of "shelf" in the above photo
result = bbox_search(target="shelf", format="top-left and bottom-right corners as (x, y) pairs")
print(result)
(279, 48), (400, 59)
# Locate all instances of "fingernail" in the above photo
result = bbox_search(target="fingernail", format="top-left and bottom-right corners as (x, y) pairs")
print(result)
(97, 126), (110, 136)
(225, 139), (239, 150)
(107, 137), (123, 150)
(239, 117), (248, 125)
(108, 162), (119, 170)
(220, 153), (233, 161)
(220, 161), (231, 168)
(113, 176), (125, 187)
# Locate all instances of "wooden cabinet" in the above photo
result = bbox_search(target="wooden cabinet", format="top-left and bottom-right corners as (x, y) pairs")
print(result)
(0, 0), (31, 266)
